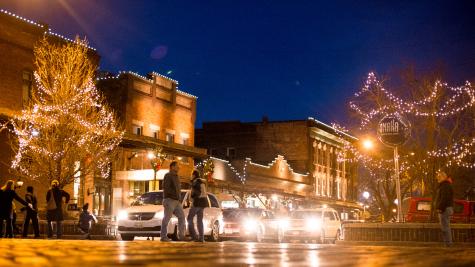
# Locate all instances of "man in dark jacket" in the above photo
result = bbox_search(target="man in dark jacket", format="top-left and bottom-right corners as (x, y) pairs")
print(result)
(46, 180), (70, 239)
(160, 161), (185, 241)
(187, 170), (209, 242)
(78, 203), (97, 240)
(435, 170), (454, 247)
(22, 186), (40, 238)
(0, 180), (31, 238)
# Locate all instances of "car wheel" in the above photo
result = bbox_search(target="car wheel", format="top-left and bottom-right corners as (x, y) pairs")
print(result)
(255, 227), (263, 243)
(276, 229), (284, 243)
(208, 221), (220, 242)
(170, 225), (179, 241)
(318, 230), (325, 244)
(332, 229), (341, 244)
(121, 234), (134, 241)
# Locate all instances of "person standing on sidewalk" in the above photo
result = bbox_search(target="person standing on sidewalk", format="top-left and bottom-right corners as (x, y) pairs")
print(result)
(187, 170), (209, 242)
(435, 170), (454, 247)
(160, 161), (186, 242)
(0, 180), (31, 238)
(46, 180), (70, 239)
(22, 186), (40, 238)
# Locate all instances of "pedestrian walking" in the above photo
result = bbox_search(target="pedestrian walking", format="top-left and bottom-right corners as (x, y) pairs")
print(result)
(0, 180), (31, 238)
(160, 161), (186, 242)
(46, 180), (70, 239)
(78, 203), (97, 240)
(187, 170), (209, 242)
(22, 186), (40, 238)
(435, 170), (454, 247)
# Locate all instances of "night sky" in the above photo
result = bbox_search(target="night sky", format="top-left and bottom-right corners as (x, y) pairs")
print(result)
(2, 0), (475, 127)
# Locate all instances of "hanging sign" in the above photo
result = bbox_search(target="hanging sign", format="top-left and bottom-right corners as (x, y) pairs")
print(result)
(377, 114), (410, 147)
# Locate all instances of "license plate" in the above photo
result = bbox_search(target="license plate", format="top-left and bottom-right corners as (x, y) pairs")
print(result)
(225, 228), (236, 234)
(134, 222), (143, 228)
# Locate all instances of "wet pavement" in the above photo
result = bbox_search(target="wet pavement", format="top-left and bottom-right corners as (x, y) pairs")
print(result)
(0, 239), (474, 266)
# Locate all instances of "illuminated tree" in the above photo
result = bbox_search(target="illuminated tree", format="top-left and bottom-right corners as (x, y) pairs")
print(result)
(341, 69), (475, 221)
(8, 38), (123, 186)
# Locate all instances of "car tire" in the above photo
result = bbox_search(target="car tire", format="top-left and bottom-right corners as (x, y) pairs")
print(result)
(255, 227), (263, 243)
(333, 229), (341, 244)
(121, 234), (134, 241)
(318, 230), (325, 244)
(208, 221), (220, 242)
(276, 230), (284, 243)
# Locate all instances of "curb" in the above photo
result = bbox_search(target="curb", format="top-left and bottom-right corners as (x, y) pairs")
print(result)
(336, 240), (475, 247)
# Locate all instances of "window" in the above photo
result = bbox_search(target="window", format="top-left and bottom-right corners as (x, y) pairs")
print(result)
(324, 211), (336, 221)
(132, 125), (143, 136)
(208, 194), (220, 208)
(22, 71), (33, 107)
(226, 147), (236, 159)
(333, 212), (340, 221)
(182, 137), (189, 146)
(152, 130), (159, 139)
(166, 133), (175, 143)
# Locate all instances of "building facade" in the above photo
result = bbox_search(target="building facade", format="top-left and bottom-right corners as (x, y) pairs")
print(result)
(97, 71), (206, 216)
(196, 118), (359, 214)
(0, 9), (99, 212)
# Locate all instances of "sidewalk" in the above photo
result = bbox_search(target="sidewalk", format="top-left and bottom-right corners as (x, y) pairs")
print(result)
(337, 240), (475, 247)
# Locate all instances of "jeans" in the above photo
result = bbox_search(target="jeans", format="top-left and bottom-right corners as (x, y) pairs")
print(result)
(438, 206), (453, 246)
(47, 220), (63, 238)
(23, 211), (40, 237)
(187, 207), (204, 241)
(161, 198), (185, 240)
(0, 217), (13, 238)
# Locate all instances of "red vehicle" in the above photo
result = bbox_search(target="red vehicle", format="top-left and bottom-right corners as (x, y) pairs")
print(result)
(403, 197), (475, 223)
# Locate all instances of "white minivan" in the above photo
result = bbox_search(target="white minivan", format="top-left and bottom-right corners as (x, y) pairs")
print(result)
(117, 190), (224, 241)
(280, 207), (342, 243)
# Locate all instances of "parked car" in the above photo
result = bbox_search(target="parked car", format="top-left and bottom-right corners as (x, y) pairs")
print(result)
(280, 207), (342, 243)
(403, 197), (475, 223)
(117, 190), (224, 241)
(221, 208), (283, 242)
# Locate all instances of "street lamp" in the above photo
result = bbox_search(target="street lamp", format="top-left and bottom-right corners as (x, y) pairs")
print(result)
(362, 139), (374, 150)
(363, 191), (370, 200)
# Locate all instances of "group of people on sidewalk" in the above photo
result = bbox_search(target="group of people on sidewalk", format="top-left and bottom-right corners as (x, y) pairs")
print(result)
(160, 161), (209, 242)
(0, 179), (97, 240)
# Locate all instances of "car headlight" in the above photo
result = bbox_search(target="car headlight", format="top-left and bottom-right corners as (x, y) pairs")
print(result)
(278, 219), (290, 230)
(118, 210), (128, 221)
(244, 219), (258, 231)
(154, 211), (164, 219)
(305, 218), (322, 232)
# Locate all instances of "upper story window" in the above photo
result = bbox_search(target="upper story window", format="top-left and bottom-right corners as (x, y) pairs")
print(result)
(152, 130), (159, 139)
(132, 124), (143, 136)
(22, 71), (33, 107)
(226, 147), (236, 159)
(166, 133), (175, 143)
(180, 133), (190, 146)
(150, 124), (160, 139)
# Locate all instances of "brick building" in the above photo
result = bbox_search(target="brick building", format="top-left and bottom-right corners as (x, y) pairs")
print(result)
(196, 118), (360, 213)
(0, 9), (99, 212)
(97, 71), (206, 216)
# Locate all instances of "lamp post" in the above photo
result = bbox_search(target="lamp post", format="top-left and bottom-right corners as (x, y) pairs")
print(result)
(362, 191), (370, 220)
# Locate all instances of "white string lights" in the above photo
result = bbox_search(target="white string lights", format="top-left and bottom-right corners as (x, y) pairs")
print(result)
(346, 72), (475, 170)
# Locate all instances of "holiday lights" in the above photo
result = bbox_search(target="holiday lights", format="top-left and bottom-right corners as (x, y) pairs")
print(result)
(9, 38), (123, 185)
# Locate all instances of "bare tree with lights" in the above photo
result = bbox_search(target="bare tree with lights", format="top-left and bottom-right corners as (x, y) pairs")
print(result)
(6, 37), (123, 187)
(342, 69), (475, 221)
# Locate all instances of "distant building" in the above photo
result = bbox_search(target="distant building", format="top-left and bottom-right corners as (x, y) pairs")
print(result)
(97, 72), (206, 216)
(196, 118), (359, 214)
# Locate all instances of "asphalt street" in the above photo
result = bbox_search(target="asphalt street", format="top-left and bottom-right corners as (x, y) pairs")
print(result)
(0, 239), (474, 267)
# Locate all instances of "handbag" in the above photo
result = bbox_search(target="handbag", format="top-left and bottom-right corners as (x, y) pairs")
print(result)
(46, 191), (57, 210)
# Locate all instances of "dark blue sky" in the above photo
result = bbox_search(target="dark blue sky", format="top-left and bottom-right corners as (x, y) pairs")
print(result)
(2, 0), (475, 126)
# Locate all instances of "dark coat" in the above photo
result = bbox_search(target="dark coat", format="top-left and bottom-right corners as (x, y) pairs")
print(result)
(0, 189), (29, 219)
(163, 171), (181, 200)
(190, 178), (209, 208)
(435, 180), (454, 212)
(46, 187), (70, 221)
(25, 192), (38, 213)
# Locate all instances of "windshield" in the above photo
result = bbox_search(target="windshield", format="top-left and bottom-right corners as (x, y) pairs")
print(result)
(290, 210), (322, 219)
(223, 209), (262, 220)
(132, 192), (187, 206)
